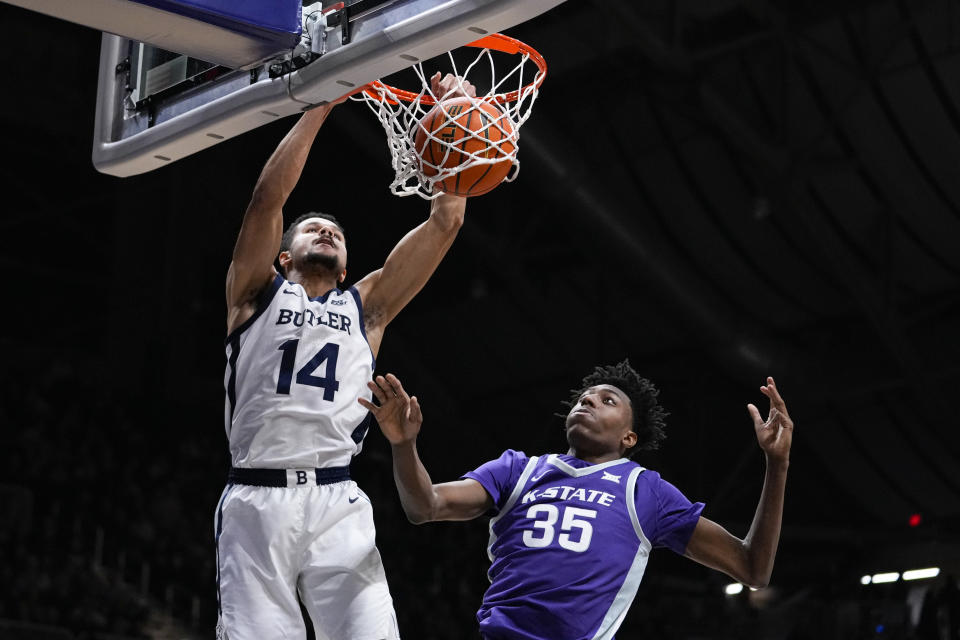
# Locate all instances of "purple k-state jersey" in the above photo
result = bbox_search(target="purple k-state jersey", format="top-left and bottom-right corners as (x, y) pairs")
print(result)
(464, 450), (704, 640)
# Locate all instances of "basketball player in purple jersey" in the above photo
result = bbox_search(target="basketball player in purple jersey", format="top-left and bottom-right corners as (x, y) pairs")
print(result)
(359, 361), (793, 640)
(217, 74), (475, 640)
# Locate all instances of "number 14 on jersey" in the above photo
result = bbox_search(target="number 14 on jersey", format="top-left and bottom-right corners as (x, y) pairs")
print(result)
(276, 339), (340, 400)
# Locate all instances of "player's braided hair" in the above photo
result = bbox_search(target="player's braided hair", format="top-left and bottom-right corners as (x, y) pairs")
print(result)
(562, 359), (669, 455)
(278, 212), (346, 275)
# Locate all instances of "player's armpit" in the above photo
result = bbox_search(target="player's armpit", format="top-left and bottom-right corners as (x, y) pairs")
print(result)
(226, 206), (282, 307)
(431, 479), (494, 522)
(225, 265), (278, 333)
(683, 517), (763, 589)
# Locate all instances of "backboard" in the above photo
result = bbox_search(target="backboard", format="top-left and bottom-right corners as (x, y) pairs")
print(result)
(91, 0), (566, 177)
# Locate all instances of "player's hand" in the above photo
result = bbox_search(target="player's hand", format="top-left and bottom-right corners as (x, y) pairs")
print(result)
(358, 373), (423, 446)
(747, 377), (793, 466)
(430, 71), (477, 100)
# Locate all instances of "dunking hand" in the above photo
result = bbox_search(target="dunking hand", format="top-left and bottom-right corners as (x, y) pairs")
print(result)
(430, 72), (477, 100)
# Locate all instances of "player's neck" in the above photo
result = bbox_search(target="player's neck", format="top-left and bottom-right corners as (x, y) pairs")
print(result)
(286, 270), (343, 298)
(566, 447), (624, 465)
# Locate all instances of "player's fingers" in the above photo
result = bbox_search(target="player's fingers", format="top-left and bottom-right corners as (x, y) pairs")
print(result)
(384, 373), (409, 399)
(357, 396), (377, 413)
(766, 407), (781, 426)
(761, 376), (787, 410)
(443, 73), (459, 94)
(409, 396), (423, 424)
(368, 377), (389, 403)
(774, 406), (794, 430)
(747, 403), (763, 428)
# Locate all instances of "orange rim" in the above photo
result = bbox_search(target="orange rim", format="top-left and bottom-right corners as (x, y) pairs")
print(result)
(359, 33), (547, 105)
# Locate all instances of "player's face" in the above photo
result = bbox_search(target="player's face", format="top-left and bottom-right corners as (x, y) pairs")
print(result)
(290, 217), (348, 279)
(565, 384), (637, 458)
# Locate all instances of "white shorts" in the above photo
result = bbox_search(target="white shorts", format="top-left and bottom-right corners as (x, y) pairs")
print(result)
(215, 478), (400, 640)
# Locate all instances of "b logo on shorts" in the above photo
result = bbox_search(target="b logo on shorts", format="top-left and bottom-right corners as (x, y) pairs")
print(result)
(296, 470), (308, 485)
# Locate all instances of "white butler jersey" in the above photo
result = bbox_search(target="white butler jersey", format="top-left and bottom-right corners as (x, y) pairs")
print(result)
(224, 273), (375, 469)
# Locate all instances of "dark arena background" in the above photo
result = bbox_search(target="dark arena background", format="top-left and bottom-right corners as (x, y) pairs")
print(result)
(2, 1), (960, 639)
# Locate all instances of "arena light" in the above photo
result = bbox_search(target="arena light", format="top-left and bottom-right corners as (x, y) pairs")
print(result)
(861, 575), (872, 585)
(903, 568), (940, 581)
(725, 583), (744, 595)
(871, 572), (900, 584)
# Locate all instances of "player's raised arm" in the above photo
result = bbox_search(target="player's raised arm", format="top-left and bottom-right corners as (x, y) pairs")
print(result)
(225, 103), (338, 334)
(683, 377), (793, 589)
(352, 194), (466, 338)
(359, 374), (493, 523)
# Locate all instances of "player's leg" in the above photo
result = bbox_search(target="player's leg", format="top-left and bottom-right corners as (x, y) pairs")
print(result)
(298, 481), (400, 640)
(216, 485), (307, 640)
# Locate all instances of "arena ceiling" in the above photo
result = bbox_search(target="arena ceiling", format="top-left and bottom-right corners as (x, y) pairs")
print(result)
(2, 0), (958, 586)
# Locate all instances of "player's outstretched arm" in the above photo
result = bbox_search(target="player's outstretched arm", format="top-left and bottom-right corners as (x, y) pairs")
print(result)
(683, 377), (793, 589)
(359, 374), (493, 523)
(352, 189), (467, 354)
(225, 102), (339, 333)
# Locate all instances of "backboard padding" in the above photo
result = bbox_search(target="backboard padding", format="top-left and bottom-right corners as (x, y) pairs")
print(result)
(92, 0), (566, 177)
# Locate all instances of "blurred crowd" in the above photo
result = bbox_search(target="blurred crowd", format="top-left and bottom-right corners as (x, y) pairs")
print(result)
(1, 357), (957, 640)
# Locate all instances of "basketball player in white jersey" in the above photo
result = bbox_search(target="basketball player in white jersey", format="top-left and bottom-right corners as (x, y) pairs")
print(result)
(216, 74), (474, 640)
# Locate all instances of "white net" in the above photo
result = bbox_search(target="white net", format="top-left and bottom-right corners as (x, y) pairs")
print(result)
(352, 38), (546, 199)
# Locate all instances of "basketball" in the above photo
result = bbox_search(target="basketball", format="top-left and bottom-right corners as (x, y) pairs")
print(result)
(414, 97), (516, 197)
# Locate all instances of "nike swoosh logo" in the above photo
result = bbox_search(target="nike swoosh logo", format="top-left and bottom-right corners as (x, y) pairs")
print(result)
(282, 289), (298, 295)
(348, 496), (359, 504)
(531, 472), (548, 483)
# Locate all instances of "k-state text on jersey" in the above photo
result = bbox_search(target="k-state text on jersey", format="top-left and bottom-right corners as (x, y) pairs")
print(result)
(276, 308), (353, 334)
(521, 485), (616, 507)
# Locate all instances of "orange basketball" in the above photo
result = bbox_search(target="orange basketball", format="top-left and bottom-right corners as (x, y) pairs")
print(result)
(414, 97), (516, 197)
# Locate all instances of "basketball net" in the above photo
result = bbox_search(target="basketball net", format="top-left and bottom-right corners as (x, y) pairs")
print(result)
(352, 35), (547, 199)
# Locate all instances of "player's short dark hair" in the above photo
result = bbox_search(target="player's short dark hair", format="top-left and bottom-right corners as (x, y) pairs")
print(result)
(563, 359), (669, 455)
(279, 212), (346, 254)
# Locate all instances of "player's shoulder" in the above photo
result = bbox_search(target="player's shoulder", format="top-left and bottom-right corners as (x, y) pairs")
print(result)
(631, 465), (667, 493)
(631, 466), (696, 506)
(226, 272), (286, 341)
(331, 285), (360, 305)
(476, 449), (536, 481)
(494, 448), (533, 466)
(464, 449), (532, 493)
(350, 269), (381, 305)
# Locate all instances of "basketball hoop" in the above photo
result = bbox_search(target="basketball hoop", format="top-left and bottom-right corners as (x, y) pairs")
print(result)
(352, 34), (547, 199)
